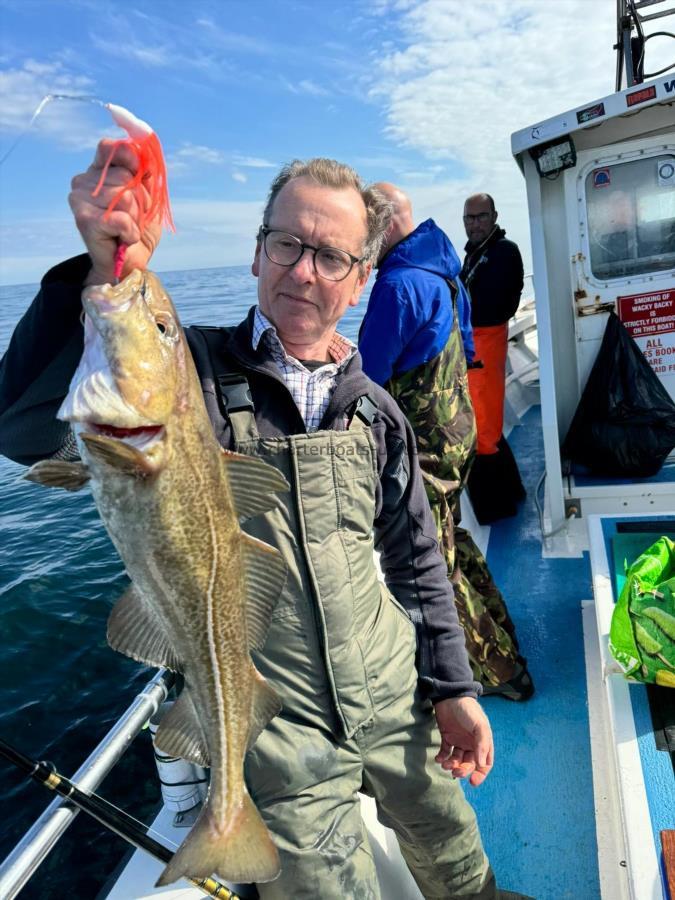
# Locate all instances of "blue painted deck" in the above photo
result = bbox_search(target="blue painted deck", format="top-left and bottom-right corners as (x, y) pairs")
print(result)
(467, 407), (599, 899)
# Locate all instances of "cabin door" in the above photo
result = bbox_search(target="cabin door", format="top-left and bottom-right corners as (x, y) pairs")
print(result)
(564, 136), (675, 401)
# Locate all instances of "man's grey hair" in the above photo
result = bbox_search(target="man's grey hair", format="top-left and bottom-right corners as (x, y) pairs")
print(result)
(262, 158), (393, 272)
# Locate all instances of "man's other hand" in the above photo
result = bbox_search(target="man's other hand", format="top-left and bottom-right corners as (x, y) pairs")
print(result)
(68, 139), (162, 286)
(434, 696), (494, 786)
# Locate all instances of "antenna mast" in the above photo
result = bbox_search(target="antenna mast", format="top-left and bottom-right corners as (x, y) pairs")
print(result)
(615, 0), (675, 91)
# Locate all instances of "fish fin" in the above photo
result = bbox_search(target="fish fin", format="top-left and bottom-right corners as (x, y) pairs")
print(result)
(80, 432), (153, 476)
(156, 790), (280, 887)
(154, 688), (210, 768)
(221, 450), (289, 520)
(247, 667), (282, 750)
(241, 533), (287, 650)
(24, 460), (90, 492)
(107, 585), (182, 671)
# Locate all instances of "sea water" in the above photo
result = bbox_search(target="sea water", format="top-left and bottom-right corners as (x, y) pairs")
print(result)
(0, 264), (370, 898)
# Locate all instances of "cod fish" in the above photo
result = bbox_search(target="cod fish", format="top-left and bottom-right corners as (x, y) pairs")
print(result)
(26, 269), (288, 887)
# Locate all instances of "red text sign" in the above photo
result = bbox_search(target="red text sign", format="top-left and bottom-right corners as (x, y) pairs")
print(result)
(618, 289), (675, 338)
(618, 288), (675, 378)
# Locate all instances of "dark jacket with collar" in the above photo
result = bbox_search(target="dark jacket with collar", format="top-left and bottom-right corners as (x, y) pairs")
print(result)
(0, 254), (480, 702)
(461, 226), (524, 327)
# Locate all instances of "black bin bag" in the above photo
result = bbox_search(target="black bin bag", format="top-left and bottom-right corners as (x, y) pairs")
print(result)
(562, 311), (675, 478)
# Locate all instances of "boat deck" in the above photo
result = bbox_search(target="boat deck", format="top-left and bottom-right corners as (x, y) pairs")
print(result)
(470, 407), (601, 900)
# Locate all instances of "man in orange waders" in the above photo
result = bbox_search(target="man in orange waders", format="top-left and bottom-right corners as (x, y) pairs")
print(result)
(461, 194), (526, 524)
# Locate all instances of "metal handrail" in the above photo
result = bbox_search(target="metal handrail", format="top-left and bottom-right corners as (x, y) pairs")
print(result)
(0, 668), (175, 900)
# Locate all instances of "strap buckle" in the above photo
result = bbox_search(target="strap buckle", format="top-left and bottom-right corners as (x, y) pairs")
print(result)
(353, 394), (378, 426)
(217, 374), (254, 414)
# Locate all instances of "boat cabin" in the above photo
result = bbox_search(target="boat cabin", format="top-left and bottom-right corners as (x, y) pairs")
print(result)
(512, 73), (675, 551)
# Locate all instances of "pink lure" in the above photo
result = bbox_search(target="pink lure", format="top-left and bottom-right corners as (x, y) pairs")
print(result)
(92, 103), (175, 279)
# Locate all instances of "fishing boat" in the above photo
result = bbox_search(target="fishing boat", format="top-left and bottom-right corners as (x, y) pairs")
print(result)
(1, 1), (674, 898)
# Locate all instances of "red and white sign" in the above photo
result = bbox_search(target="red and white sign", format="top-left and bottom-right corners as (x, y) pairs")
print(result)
(618, 288), (675, 376)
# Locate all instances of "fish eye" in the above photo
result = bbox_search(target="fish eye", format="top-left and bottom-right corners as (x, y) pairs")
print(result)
(154, 314), (177, 340)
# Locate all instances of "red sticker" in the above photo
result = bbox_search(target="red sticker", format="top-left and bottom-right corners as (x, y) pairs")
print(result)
(626, 85), (657, 107)
(618, 289), (675, 338)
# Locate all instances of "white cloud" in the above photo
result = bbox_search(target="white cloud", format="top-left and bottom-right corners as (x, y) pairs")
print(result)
(166, 142), (227, 176)
(85, 15), (234, 81)
(176, 143), (226, 164)
(367, 0), (675, 268)
(370, 1), (617, 162)
(0, 60), (108, 151)
(232, 155), (277, 169)
(194, 18), (276, 56)
(282, 77), (330, 96)
(167, 147), (276, 179)
(89, 35), (171, 68)
(298, 79), (329, 96)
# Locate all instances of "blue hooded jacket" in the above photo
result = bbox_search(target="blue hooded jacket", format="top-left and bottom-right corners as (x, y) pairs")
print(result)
(359, 219), (474, 387)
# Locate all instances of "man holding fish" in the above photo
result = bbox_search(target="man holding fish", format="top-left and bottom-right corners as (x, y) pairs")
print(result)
(0, 137), (529, 899)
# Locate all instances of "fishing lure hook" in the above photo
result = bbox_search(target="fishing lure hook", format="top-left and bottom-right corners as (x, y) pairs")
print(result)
(1, 93), (175, 282)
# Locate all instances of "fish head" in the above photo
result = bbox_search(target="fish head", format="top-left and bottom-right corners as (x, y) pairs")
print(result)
(59, 269), (192, 474)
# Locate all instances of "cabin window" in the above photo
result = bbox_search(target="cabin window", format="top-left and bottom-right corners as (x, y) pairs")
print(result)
(585, 154), (675, 280)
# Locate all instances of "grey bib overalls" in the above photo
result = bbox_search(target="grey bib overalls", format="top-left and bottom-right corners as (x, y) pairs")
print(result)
(221, 393), (495, 900)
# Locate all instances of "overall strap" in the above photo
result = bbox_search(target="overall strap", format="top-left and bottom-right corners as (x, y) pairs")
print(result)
(444, 277), (459, 312)
(191, 325), (261, 445)
(444, 276), (482, 370)
(347, 393), (378, 431)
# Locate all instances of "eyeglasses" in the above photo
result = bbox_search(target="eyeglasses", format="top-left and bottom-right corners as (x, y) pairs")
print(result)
(463, 212), (492, 224)
(258, 226), (364, 282)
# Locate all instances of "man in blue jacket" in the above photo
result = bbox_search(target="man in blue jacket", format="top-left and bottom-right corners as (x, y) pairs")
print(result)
(359, 183), (533, 699)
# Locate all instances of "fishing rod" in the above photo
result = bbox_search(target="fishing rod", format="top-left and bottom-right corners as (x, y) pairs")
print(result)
(0, 737), (239, 900)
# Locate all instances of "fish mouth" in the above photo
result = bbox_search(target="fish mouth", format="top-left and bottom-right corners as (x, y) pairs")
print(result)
(85, 423), (165, 451)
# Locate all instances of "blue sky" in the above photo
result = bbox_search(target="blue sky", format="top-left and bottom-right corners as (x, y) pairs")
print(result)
(1, 0), (670, 285)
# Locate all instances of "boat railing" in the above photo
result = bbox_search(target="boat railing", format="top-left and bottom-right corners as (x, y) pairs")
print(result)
(0, 667), (175, 900)
(505, 272), (539, 429)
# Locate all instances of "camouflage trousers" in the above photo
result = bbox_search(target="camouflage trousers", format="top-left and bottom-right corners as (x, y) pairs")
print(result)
(386, 308), (521, 688)
(426, 478), (520, 687)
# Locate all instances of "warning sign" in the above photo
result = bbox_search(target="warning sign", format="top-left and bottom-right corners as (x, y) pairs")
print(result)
(618, 288), (675, 376)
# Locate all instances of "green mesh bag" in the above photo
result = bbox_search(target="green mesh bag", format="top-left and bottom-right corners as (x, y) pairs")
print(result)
(609, 536), (675, 688)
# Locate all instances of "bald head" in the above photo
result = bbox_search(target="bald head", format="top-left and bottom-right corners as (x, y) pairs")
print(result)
(373, 182), (415, 261)
(464, 193), (495, 213)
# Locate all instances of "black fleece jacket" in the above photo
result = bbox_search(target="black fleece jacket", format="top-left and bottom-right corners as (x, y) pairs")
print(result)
(461, 227), (524, 327)
(0, 254), (480, 702)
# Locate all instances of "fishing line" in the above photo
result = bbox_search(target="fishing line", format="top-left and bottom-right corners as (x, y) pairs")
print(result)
(0, 93), (108, 168)
(1, 93), (174, 283)
(105, 801), (183, 852)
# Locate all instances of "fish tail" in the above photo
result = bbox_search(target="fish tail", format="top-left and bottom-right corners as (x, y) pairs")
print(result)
(155, 791), (280, 887)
